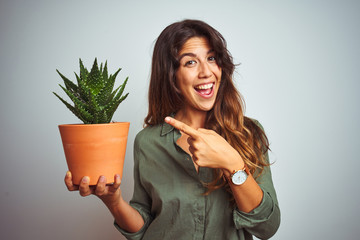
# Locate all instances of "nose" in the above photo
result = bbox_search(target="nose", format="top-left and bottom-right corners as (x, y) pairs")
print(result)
(198, 62), (212, 79)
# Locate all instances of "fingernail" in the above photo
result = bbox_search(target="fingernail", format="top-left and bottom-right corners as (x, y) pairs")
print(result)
(66, 171), (71, 177)
(99, 176), (106, 182)
(82, 176), (90, 183)
(165, 117), (171, 123)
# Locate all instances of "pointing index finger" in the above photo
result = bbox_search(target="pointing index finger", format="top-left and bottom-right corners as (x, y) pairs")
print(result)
(165, 116), (199, 139)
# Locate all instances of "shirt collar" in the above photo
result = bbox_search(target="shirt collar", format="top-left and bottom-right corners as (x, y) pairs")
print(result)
(160, 122), (175, 136)
(160, 112), (177, 136)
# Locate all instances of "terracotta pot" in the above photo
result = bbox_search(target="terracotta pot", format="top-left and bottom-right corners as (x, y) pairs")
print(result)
(58, 122), (130, 185)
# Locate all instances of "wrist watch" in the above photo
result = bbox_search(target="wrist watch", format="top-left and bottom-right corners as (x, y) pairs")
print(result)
(231, 166), (249, 185)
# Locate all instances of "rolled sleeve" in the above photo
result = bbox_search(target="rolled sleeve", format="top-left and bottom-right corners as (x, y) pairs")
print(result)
(233, 190), (280, 239)
(114, 203), (153, 240)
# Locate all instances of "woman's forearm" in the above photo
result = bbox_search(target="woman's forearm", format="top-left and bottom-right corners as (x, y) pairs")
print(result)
(222, 154), (263, 213)
(226, 173), (263, 213)
(103, 197), (145, 233)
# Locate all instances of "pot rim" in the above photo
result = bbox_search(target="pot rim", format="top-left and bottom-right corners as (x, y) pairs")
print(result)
(58, 122), (130, 127)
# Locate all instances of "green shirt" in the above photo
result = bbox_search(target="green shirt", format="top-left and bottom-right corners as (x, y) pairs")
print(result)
(115, 120), (280, 240)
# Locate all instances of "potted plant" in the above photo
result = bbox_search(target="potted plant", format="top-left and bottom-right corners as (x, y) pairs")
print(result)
(54, 58), (130, 185)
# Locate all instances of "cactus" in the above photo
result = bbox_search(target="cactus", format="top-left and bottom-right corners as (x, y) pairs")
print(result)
(53, 58), (129, 124)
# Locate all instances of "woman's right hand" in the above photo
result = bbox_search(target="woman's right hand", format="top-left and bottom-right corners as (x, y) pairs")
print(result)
(64, 171), (122, 207)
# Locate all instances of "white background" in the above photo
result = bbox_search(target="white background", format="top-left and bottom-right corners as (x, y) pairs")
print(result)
(1, 0), (359, 239)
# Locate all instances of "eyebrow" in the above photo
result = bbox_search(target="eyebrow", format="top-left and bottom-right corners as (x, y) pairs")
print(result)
(178, 49), (215, 61)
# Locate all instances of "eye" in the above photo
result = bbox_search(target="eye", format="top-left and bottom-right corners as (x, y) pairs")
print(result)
(208, 56), (216, 62)
(184, 60), (196, 66)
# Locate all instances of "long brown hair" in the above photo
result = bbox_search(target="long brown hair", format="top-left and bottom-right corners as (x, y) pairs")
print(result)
(145, 19), (269, 194)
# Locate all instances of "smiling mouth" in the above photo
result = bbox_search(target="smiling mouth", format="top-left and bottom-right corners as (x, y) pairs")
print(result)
(194, 83), (214, 96)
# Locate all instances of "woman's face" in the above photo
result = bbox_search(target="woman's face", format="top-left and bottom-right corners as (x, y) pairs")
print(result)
(175, 37), (222, 113)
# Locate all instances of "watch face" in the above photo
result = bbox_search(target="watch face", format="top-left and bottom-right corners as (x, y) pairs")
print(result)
(232, 170), (248, 185)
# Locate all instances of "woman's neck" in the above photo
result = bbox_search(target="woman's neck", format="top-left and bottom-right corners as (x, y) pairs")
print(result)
(174, 107), (207, 129)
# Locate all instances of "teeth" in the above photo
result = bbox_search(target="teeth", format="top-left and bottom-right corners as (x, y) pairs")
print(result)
(196, 83), (213, 90)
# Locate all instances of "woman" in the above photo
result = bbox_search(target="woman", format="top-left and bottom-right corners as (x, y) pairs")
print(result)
(65, 19), (280, 239)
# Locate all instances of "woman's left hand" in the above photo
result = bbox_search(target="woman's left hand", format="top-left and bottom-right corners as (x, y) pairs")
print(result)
(165, 116), (244, 174)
